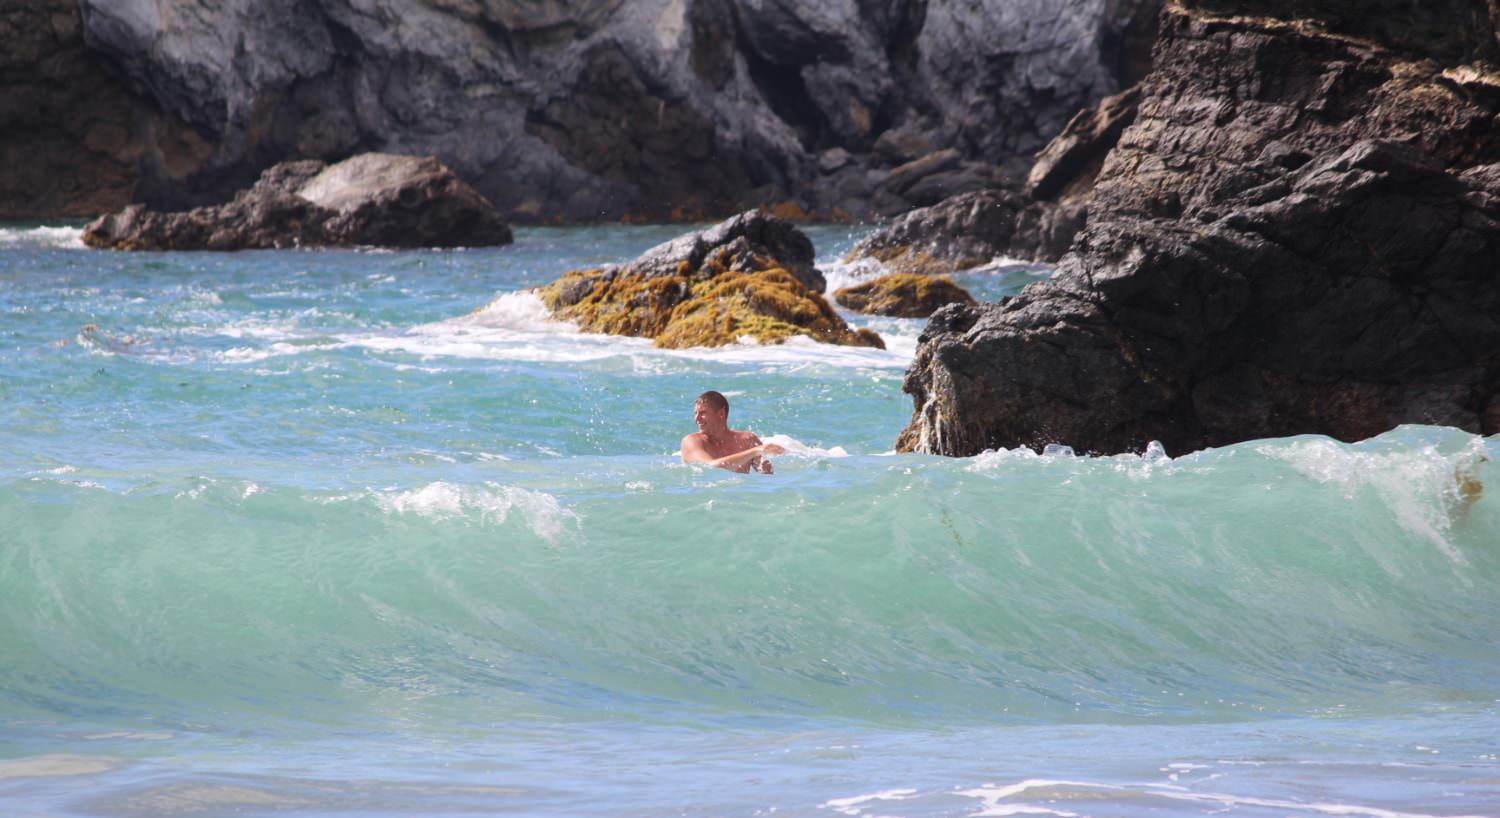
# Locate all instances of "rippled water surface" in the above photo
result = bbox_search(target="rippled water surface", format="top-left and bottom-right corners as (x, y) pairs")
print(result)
(2, 224), (1497, 818)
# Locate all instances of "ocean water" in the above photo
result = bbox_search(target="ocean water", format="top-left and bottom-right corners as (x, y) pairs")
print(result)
(2, 223), (1497, 818)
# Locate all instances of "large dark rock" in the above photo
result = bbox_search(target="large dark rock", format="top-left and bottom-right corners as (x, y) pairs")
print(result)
(897, 4), (1500, 456)
(533, 211), (883, 349)
(83, 153), (512, 250)
(11, 0), (1159, 222)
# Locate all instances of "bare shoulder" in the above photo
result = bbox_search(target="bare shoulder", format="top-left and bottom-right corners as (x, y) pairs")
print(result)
(680, 431), (710, 461)
(738, 430), (762, 449)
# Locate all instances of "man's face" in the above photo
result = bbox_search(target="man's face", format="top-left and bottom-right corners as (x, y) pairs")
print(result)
(694, 400), (725, 431)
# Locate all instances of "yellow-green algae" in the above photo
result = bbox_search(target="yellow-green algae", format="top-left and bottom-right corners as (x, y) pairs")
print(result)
(834, 273), (976, 318)
(537, 246), (883, 349)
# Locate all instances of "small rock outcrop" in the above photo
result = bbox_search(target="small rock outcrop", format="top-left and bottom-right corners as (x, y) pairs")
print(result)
(535, 211), (883, 350)
(844, 190), (1025, 276)
(835, 274), (976, 318)
(82, 154), (512, 250)
(897, 1), (1500, 456)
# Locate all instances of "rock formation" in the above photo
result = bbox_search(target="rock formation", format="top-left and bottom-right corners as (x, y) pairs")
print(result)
(8, 0), (1159, 222)
(846, 84), (1141, 273)
(83, 154), (512, 250)
(0, 0), (200, 219)
(835, 274), (976, 318)
(535, 211), (883, 349)
(897, 0), (1500, 456)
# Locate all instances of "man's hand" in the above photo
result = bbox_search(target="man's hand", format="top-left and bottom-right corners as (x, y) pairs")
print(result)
(757, 442), (784, 473)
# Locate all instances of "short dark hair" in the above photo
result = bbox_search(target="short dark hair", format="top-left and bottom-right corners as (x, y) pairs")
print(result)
(695, 390), (729, 414)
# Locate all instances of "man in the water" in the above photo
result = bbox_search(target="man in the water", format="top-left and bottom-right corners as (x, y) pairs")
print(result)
(680, 390), (784, 473)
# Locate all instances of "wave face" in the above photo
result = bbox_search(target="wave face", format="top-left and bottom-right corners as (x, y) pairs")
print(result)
(5, 430), (1496, 730)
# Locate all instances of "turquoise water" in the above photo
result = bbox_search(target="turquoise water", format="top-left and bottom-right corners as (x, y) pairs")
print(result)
(2, 224), (1498, 817)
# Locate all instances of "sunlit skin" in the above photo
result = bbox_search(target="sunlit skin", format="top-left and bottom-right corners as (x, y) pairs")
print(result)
(680, 397), (784, 474)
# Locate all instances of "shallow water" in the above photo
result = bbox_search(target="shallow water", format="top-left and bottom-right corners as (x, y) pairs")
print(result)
(2, 224), (1497, 817)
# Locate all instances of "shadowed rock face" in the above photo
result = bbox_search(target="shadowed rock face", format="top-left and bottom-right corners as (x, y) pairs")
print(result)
(534, 211), (883, 349)
(845, 85), (1142, 273)
(82, 154), (512, 250)
(12, 0), (1159, 222)
(897, 2), (1500, 456)
(0, 0), (203, 219)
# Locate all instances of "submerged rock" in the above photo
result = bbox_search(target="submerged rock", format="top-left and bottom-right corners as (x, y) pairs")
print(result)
(835, 274), (976, 318)
(82, 154), (512, 250)
(535, 211), (883, 350)
(898, 3), (1500, 456)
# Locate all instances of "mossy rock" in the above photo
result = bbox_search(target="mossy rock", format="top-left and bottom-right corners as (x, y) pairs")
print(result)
(834, 273), (976, 318)
(537, 244), (884, 349)
(529, 211), (883, 350)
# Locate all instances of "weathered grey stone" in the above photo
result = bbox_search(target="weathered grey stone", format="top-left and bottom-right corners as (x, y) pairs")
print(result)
(82, 153), (512, 250)
(848, 83), (1142, 270)
(16, 0), (1161, 221)
(629, 209), (825, 292)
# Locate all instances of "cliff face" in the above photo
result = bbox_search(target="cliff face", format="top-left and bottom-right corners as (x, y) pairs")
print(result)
(6, 0), (1157, 221)
(897, 0), (1500, 456)
(0, 0), (199, 219)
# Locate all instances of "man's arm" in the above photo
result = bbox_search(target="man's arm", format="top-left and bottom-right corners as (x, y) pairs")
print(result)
(681, 434), (784, 471)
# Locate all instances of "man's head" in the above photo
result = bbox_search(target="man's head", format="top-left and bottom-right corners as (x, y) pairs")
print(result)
(694, 390), (729, 432)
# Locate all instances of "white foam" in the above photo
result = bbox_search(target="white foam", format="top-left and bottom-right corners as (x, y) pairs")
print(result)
(449, 291), (576, 335)
(1261, 437), (1478, 566)
(375, 482), (577, 544)
(0, 754), (121, 779)
(762, 434), (848, 458)
(352, 292), (920, 369)
(820, 257), (890, 294)
(820, 788), (918, 816)
(968, 255), (1055, 275)
(1148, 786), (1492, 818)
(666, 333), (913, 369)
(0, 225), (86, 249)
(954, 772), (1493, 818)
(215, 341), (336, 364)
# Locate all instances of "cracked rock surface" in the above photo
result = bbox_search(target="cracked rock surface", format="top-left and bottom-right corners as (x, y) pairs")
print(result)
(11, 0), (1158, 221)
(898, 1), (1500, 455)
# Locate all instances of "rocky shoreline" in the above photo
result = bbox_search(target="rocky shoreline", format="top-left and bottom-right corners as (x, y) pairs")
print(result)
(895, 0), (1500, 455)
(14, 0), (1500, 454)
(6, 0), (1158, 224)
